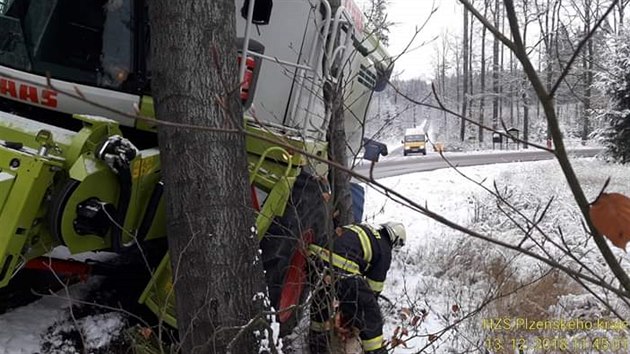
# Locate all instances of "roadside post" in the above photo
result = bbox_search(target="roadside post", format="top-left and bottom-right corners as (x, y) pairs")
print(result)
(492, 132), (503, 150)
(507, 128), (520, 150)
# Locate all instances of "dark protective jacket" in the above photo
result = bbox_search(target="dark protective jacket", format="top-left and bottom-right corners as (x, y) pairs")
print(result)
(309, 223), (392, 294)
(362, 138), (388, 162)
(308, 223), (392, 353)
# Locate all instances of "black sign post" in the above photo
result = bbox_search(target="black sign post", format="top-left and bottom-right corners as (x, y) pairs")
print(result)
(492, 132), (503, 150)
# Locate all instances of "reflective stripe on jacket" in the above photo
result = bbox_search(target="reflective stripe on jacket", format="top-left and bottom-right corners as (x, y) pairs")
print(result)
(309, 223), (392, 293)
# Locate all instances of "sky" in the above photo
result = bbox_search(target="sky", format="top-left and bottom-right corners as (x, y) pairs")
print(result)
(362, 0), (462, 81)
(2, 155), (625, 352)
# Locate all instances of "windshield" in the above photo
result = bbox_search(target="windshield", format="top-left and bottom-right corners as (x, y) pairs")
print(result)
(405, 134), (425, 142)
(0, 0), (133, 89)
(0, 1), (12, 14)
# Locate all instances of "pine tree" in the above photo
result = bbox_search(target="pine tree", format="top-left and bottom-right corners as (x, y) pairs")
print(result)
(597, 33), (630, 163)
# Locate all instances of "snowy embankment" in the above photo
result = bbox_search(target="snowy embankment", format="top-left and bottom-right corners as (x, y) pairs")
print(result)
(1, 156), (629, 353)
(365, 157), (630, 353)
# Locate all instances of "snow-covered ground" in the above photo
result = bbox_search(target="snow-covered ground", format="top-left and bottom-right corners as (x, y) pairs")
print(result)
(1, 155), (629, 353)
(0, 277), (126, 354)
(365, 157), (630, 353)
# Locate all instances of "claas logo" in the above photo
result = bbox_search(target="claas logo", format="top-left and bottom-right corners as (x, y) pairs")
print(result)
(0, 76), (58, 108)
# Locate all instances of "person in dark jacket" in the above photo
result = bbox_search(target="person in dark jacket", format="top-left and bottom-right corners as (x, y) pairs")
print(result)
(308, 222), (407, 354)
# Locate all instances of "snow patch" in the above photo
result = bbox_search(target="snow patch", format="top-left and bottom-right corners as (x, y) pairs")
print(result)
(80, 313), (125, 349)
(0, 278), (101, 354)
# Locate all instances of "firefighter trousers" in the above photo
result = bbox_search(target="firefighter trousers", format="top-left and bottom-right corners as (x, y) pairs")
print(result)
(309, 275), (385, 353)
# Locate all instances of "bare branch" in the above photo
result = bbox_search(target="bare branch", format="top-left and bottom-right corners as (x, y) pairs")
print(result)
(459, 0), (517, 52)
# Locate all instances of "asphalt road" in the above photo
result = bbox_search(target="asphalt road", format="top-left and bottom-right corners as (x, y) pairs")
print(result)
(353, 147), (603, 179)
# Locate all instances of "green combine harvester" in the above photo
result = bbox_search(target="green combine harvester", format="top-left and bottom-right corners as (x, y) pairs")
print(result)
(0, 0), (392, 329)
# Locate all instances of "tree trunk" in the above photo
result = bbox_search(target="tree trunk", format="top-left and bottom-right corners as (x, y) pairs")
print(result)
(468, 12), (475, 135)
(492, 0), (500, 129)
(499, 2), (505, 122)
(149, 1), (265, 352)
(522, 0), (530, 148)
(619, 0), (626, 32)
(455, 46), (461, 119)
(478, 1), (488, 143)
(523, 92), (529, 148)
(509, 44), (514, 127)
(441, 38), (448, 138)
(545, 0), (560, 140)
(517, 0), (528, 149)
(327, 80), (354, 226)
(582, 0), (593, 143)
(326, 1), (353, 226)
(461, 7), (469, 142)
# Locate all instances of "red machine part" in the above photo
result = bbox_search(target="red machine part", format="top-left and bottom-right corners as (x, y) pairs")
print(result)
(24, 257), (93, 281)
(278, 229), (314, 323)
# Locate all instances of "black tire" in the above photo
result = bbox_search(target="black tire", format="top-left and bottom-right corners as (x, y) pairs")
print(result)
(260, 172), (330, 335)
(403, 151), (408, 156)
(423, 150), (427, 155)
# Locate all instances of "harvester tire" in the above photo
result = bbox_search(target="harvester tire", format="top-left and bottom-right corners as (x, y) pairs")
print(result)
(260, 172), (330, 336)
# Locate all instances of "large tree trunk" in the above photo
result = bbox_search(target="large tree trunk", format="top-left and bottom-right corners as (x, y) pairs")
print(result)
(149, 1), (265, 353)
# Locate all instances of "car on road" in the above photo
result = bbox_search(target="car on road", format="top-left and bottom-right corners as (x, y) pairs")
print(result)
(403, 128), (427, 156)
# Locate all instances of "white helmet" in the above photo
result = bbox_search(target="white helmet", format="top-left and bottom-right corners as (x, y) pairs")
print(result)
(381, 222), (406, 249)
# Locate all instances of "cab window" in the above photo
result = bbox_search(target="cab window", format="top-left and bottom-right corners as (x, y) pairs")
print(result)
(1, 0), (134, 91)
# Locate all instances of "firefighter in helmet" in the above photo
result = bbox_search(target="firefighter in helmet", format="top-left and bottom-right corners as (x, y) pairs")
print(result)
(308, 221), (407, 354)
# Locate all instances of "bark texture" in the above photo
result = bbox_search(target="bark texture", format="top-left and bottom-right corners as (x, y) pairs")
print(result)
(326, 81), (354, 227)
(148, 1), (265, 352)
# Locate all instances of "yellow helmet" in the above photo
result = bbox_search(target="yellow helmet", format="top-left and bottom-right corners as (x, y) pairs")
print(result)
(381, 222), (406, 249)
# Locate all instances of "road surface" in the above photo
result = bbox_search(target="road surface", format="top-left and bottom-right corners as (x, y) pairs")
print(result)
(353, 147), (602, 179)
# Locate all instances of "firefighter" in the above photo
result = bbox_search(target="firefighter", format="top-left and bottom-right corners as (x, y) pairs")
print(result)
(308, 222), (407, 354)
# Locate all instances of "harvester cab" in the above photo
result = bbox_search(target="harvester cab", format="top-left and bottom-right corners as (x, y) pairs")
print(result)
(0, 0), (393, 328)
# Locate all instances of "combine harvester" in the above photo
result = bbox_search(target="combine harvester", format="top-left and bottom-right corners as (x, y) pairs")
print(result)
(0, 0), (392, 330)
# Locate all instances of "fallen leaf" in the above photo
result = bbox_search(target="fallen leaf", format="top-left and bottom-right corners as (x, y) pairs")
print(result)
(590, 192), (630, 250)
(411, 315), (422, 326)
(452, 304), (460, 313)
(400, 307), (412, 320)
(428, 334), (438, 343)
(139, 327), (153, 339)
